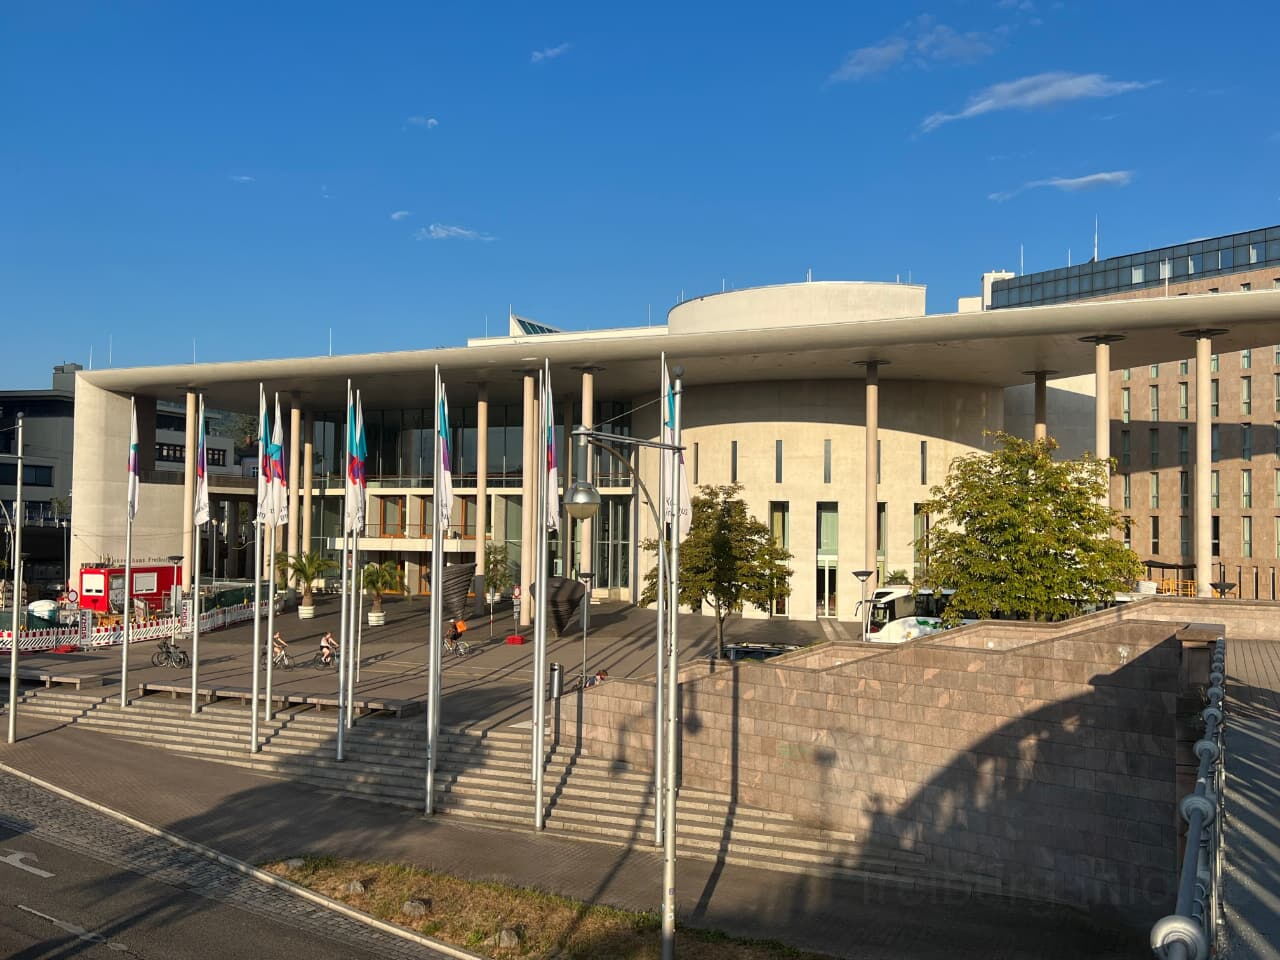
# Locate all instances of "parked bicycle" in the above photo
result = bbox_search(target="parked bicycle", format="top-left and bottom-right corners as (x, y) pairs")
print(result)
(152, 639), (190, 669)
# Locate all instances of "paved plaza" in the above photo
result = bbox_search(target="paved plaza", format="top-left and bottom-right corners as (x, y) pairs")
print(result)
(11, 597), (824, 728)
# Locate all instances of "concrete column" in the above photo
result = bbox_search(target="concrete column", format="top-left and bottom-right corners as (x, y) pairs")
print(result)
(1033, 371), (1048, 442)
(475, 385), (489, 611)
(1093, 342), (1111, 462)
(181, 391), (197, 591)
(287, 402), (302, 589)
(520, 373), (536, 627)
(1183, 330), (1225, 597)
(562, 396), (573, 574)
(861, 361), (882, 578)
(579, 368), (595, 578)
(301, 412), (314, 557)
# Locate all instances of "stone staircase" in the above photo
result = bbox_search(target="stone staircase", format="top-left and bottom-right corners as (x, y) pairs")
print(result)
(9, 687), (956, 889)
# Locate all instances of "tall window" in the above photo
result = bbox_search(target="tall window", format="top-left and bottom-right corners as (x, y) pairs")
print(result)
(1212, 516), (1221, 557)
(730, 440), (738, 483)
(1211, 379), (1219, 417)
(1123, 520), (1132, 550)
(1121, 387), (1131, 423)
(692, 442), (699, 484)
(1149, 472), (1160, 509)
(823, 439), (831, 484)
(913, 505), (930, 579)
(1179, 470), (1190, 509)
(1149, 363), (1159, 378)
(1243, 423), (1254, 461)
(1178, 382), (1189, 419)
(1276, 468), (1280, 508)
(1275, 373), (1280, 413)
(1243, 516), (1254, 558)
(769, 502), (790, 615)
(919, 440), (928, 486)
(1122, 473), (1132, 508)
(1211, 470), (1220, 509)
(877, 440), (882, 485)
(1149, 385), (1160, 420)
(1243, 468), (1253, 508)
(1211, 354), (1220, 373)
(1243, 376), (1253, 415)
(1242, 348), (1253, 369)
(1179, 359), (1189, 376)
(1178, 425), (1190, 465)
(1120, 430), (1131, 466)
(1212, 424), (1221, 462)
(1149, 428), (1160, 467)
(1150, 516), (1161, 555)
(1122, 367), (1132, 381)
(1180, 515), (1191, 557)
(775, 439), (783, 483)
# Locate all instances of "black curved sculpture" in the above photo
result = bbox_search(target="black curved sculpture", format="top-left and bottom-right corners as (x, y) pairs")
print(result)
(438, 562), (476, 622)
(531, 576), (586, 636)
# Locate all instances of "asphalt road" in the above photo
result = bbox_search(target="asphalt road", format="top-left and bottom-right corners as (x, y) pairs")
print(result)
(0, 771), (454, 960)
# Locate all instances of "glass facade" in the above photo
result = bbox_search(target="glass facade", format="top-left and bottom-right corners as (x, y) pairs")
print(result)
(990, 225), (1280, 308)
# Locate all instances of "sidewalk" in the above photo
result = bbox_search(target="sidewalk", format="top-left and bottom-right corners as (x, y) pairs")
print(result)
(0, 715), (1142, 960)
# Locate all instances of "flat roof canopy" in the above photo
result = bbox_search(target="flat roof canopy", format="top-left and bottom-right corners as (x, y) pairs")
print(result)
(80, 287), (1280, 411)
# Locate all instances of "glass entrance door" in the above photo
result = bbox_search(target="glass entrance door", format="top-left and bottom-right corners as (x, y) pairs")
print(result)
(816, 560), (838, 618)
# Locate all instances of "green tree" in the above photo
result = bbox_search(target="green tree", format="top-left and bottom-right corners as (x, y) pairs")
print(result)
(484, 541), (514, 597)
(361, 560), (406, 614)
(275, 550), (335, 607)
(641, 484), (793, 657)
(916, 432), (1142, 624)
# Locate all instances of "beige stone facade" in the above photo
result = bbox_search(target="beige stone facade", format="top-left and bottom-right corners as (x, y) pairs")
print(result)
(1104, 268), (1280, 599)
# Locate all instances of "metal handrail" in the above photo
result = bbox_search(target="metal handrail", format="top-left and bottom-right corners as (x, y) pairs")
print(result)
(1151, 634), (1227, 960)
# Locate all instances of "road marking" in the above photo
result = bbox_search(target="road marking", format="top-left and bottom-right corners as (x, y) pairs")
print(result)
(0, 850), (54, 878)
(16, 904), (128, 950)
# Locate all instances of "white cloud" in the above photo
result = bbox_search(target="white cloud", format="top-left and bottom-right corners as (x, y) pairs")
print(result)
(531, 42), (570, 64)
(229, 175), (255, 183)
(996, 0), (1035, 10)
(390, 210), (413, 221)
(828, 16), (994, 83)
(922, 71), (1155, 132)
(988, 169), (1133, 202)
(415, 223), (494, 241)
(406, 115), (439, 128)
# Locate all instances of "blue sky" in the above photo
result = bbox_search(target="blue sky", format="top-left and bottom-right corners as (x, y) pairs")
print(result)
(3, 1), (1278, 387)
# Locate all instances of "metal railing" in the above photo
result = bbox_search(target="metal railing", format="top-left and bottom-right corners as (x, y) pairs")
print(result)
(1151, 634), (1227, 960)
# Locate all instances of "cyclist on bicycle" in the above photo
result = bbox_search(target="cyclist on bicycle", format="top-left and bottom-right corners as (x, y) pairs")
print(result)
(271, 632), (288, 658)
(444, 619), (469, 655)
(319, 631), (336, 666)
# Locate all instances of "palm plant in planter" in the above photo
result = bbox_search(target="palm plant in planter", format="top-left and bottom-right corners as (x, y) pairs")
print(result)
(362, 560), (405, 626)
(276, 551), (335, 619)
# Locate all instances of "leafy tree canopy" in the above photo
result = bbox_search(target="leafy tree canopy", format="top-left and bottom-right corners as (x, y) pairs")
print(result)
(916, 433), (1142, 624)
(641, 484), (792, 656)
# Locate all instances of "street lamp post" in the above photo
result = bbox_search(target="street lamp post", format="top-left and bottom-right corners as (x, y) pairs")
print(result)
(569, 419), (685, 960)
(852, 569), (874, 642)
(5, 413), (25, 744)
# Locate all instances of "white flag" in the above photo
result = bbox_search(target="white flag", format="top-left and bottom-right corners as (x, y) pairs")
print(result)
(127, 400), (141, 521)
(194, 395), (210, 525)
(544, 361), (559, 532)
(269, 393), (288, 526)
(256, 384), (269, 522)
(437, 377), (454, 531)
(662, 360), (692, 541)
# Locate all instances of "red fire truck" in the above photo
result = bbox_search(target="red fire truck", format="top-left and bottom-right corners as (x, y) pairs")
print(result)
(79, 564), (180, 614)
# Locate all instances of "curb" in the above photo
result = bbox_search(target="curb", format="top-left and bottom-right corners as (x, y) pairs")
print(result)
(0, 760), (485, 960)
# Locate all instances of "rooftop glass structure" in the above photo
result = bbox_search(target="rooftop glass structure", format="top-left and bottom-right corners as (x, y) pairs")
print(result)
(990, 225), (1280, 309)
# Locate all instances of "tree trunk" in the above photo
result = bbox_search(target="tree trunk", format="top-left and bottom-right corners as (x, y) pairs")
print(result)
(715, 599), (725, 659)
(372, 593), (383, 613)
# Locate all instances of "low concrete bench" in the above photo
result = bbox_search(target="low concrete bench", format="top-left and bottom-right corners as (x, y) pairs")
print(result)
(137, 681), (421, 718)
(305, 695), (422, 718)
(1, 666), (105, 690)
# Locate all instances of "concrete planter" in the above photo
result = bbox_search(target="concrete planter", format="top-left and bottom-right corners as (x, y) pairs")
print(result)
(298, 604), (316, 620)
(367, 609), (386, 627)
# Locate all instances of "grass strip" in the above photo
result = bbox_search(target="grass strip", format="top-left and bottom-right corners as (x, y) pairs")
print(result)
(263, 856), (833, 959)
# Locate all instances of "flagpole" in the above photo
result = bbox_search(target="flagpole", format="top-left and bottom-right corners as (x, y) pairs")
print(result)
(122, 397), (136, 709)
(191, 404), (203, 716)
(249, 386), (265, 753)
(426, 365), (443, 815)
(346, 529), (358, 727)
(336, 379), (351, 762)
(533, 362), (550, 831)
(653, 357), (668, 845)
(661, 367), (684, 960)
(265, 526), (277, 725)
(356, 560), (365, 684)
